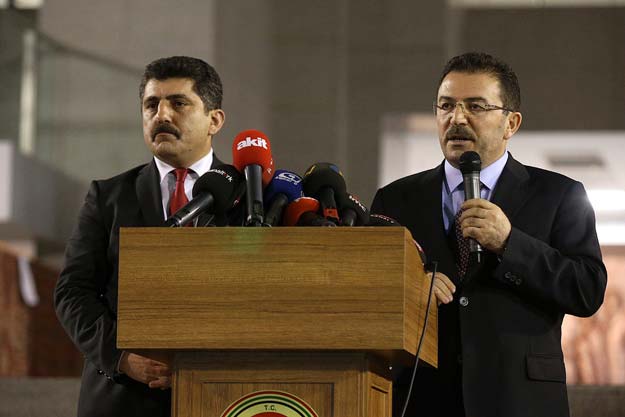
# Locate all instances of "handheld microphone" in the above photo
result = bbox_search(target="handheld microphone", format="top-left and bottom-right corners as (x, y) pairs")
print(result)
(283, 197), (336, 227)
(263, 170), (304, 227)
(301, 162), (346, 225)
(165, 165), (245, 227)
(459, 151), (483, 263)
(336, 192), (370, 226)
(232, 129), (274, 227)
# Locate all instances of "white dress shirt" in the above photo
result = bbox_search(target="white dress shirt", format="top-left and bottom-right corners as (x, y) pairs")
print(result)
(441, 151), (509, 233)
(153, 150), (214, 220)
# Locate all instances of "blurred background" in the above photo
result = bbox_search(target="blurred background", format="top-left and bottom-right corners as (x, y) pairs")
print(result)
(1, 0), (624, 415)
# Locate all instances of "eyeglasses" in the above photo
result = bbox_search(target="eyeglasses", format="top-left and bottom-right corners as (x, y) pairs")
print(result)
(433, 100), (513, 117)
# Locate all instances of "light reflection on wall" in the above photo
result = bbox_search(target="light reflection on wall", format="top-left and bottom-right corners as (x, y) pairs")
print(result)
(563, 248), (625, 385)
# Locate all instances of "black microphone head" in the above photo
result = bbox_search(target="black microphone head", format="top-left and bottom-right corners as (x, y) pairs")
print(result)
(336, 192), (370, 226)
(459, 151), (481, 174)
(367, 214), (401, 227)
(301, 162), (347, 197)
(192, 164), (245, 214)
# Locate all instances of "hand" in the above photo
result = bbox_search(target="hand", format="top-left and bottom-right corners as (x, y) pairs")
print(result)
(459, 199), (511, 254)
(119, 352), (172, 389)
(428, 271), (456, 306)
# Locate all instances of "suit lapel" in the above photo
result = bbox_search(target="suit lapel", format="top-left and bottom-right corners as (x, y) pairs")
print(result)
(135, 160), (164, 226)
(413, 163), (458, 280)
(490, 154), (530, 222)
(211, 154), (224, 168)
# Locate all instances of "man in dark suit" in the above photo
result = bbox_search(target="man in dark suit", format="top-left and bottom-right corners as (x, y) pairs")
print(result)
(54, 56), (227, 417)
(371, 52), (607, 417)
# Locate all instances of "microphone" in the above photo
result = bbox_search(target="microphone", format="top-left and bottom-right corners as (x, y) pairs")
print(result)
(336, 192), (370, 226)
(165, 164), (245, 227)
(367, 213), (401, 227)
(232, 129), (274, 226)
(459, 151), (483, 263)
(263, 170), (304, 227)
(282, 197), (336, 227)
(301, 162), (346, 225)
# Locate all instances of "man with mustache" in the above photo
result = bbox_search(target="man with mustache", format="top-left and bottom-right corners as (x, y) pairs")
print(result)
(371, 52), (606, 417)
(55, 56), (227, 417)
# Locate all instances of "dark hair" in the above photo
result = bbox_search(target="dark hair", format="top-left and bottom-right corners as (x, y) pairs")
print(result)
(139, 56), (223, 112)
(438, 52), (521, 112)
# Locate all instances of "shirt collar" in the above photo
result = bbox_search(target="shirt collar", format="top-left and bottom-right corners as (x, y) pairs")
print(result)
(444, 151), (509, 192)
(153, 149), (214, 184)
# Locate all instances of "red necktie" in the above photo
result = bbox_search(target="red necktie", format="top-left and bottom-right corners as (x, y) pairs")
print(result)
(454, 209), (470, 278)
(169, 168), (189, 217)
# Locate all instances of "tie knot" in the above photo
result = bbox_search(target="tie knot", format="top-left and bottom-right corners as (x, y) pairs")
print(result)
(458, 181), (487, 192)
(172, 168), (188, 183)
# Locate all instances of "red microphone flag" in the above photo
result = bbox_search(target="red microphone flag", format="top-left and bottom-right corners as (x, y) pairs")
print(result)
(232, 129), (274, 187)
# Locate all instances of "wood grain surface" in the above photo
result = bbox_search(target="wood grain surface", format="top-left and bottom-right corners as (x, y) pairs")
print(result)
(117, 227), (437, 367)
(172, 351), (390, 417)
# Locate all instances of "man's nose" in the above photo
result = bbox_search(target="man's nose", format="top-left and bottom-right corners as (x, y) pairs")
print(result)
(449, 103), (468, 124)
(155, 101), (173, 122)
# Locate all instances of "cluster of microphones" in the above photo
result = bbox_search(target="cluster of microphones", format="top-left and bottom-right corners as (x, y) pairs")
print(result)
(164, 129), (401, 229)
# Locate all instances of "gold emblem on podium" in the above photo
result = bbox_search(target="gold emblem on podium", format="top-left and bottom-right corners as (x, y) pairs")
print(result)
(220, 390), (319, 417)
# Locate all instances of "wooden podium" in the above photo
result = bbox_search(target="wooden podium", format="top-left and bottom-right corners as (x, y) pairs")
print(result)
(118, 227), (437, 417)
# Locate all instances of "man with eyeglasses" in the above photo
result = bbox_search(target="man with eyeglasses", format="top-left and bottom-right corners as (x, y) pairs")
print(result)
(371, 52), (606, 417)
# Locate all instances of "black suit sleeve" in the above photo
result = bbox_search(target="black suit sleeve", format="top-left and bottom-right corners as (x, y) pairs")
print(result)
(494, 180), (607, 317)
(54, 181), (123, 377)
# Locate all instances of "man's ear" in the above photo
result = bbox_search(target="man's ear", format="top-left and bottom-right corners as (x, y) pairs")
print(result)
(504, 111), (522, 140)
(208, 109), (225, 136)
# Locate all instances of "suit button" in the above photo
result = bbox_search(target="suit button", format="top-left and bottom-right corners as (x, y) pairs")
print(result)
(457, 354), (463, 364)
(459, 296), (469, 307)
(515, 278), (522, 286)
(97, 370), (103, 375)
(504, 272), (512, 279)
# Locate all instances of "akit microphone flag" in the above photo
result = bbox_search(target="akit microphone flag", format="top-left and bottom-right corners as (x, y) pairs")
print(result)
(232, 129), (274, 186)
(232, 129), (274, 226)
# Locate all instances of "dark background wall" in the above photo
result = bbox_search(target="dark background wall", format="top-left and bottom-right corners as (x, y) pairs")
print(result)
(457, 7), (625, 131)
(3, 1), (624, 213)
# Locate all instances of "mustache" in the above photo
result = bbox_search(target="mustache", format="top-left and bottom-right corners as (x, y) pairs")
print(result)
(152, 123), (180, 141)
(445, 125), (476, 141)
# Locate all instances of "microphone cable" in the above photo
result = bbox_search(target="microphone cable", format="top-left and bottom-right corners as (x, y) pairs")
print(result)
(399, 260), (438, 417)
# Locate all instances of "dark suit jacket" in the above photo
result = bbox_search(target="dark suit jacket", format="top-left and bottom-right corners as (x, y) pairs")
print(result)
(371, 155), (607, 417)
(55, 157), (225, 417)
